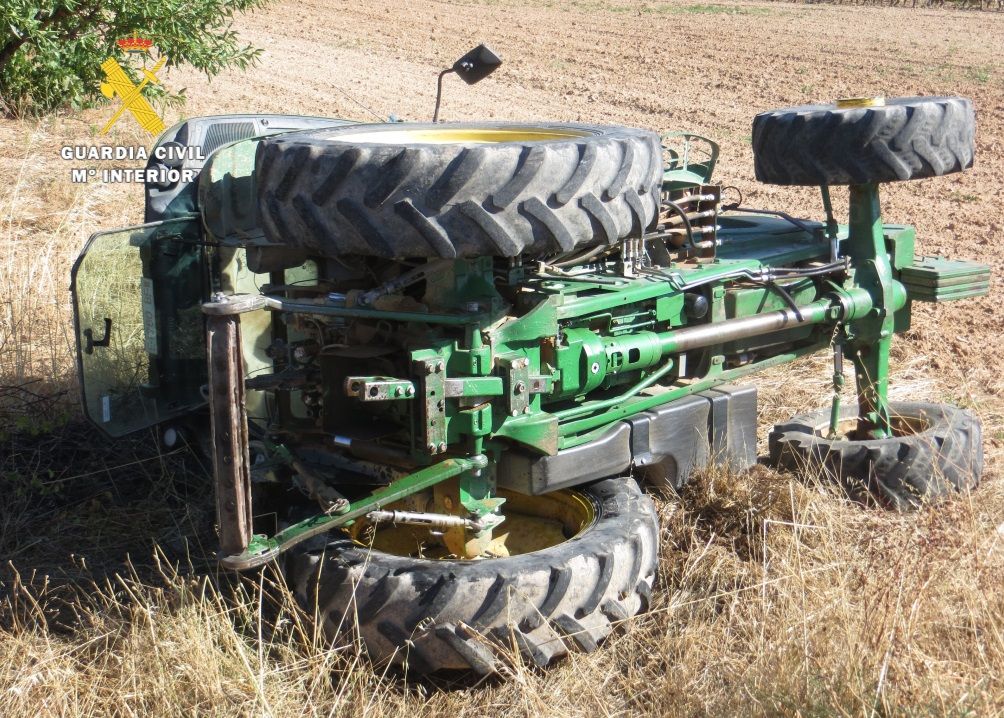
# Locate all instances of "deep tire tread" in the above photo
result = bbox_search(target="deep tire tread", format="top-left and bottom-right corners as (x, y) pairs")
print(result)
(256, 122), (662, 258)
(752, 96), (975, 186)
(768, 401), (982, 510)
(287, 477), (658, 674)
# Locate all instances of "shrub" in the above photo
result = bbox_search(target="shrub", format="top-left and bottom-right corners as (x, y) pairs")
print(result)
(0, 0), (268, 116)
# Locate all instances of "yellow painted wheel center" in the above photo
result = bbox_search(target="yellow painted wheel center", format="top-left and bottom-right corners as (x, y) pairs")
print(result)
(328, 127), (592, 145)
(347, 488), (597, 559)
(835, 97), (886, 109)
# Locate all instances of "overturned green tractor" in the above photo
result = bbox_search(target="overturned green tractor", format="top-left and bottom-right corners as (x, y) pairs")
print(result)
(72, 95), (988, 674)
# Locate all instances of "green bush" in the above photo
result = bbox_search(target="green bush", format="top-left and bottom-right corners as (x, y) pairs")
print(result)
(0, 0), (268, 116)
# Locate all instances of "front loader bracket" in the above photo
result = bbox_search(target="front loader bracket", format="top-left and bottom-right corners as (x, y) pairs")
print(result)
(207, 312), (254, 557)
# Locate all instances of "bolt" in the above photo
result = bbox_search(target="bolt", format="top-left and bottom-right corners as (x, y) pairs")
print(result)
(425, 364), (434, 375)
(406, 386), (415, 396)
(514, 380), (526, 395)
(395, 386), (403, 397)
(591, 362), (600, 374)
(428, 443), (437, 453)
(436, 361), (445, 373)
(437, 399), (445, 410)
(511, 409), (519, 417)
(438, 442), (447, 453)
(522, 406), (531, 414)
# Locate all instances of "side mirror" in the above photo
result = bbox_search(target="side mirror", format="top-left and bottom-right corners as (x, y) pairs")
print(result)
(433, 44), (503, 122)
(452, 44), (502, 85)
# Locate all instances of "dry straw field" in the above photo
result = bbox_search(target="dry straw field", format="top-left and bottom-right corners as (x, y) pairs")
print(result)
(1, 0), (1003, 715)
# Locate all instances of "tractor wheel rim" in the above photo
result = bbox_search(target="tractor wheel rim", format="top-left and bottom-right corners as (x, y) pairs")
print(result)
(346, 488), (597, 559)
(326, 126), (593, 145)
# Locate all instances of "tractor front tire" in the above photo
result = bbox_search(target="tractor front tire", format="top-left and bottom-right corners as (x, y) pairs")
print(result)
(752, 96), (975, 186)
(768, 402), (982, 510)
(255, 122), (662, 259)
(284, 476), (658, 675)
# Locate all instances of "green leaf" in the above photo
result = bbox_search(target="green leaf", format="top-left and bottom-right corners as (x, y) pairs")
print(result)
(1, 0), (273, 116)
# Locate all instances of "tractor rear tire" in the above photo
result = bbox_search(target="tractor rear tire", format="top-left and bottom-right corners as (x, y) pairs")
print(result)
(768, 402), (982, 510)
(255, 122), (662, 259)
(284, 476), (658, 675)
(752, 96), (975, 186)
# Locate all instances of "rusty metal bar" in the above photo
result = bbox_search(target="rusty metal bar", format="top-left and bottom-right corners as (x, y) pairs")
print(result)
(206, 313), (254, 557)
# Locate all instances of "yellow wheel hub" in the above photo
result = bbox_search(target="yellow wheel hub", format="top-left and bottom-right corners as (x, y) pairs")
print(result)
(328, 126), (592, 145)
(835, 97), (886, 109)
(347, 488), (597, 559)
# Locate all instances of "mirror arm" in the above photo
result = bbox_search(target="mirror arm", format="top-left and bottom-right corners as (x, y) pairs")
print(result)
(432, 68), (456, 123)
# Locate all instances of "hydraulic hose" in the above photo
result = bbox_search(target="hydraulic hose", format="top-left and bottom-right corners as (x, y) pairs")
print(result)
(661, 199), (696, 248)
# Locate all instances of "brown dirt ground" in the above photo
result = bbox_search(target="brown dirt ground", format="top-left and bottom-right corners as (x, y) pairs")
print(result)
(2, 1), (1004, 715)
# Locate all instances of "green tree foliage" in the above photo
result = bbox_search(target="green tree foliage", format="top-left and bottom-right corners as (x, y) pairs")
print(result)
(0, 0), (268, 116)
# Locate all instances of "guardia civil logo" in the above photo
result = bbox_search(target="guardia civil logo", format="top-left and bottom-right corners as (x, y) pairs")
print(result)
(99, 32), (167, 135)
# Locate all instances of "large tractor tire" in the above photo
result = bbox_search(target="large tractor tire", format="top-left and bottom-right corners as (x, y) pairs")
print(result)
(768, 402), (982, 511)
(752, 96), (975, 186)
(255, 122), (662, 259)
(285, 477), (658, 675)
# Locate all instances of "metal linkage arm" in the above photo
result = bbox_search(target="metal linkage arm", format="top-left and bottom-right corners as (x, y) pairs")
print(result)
(219, 455), (489, 570)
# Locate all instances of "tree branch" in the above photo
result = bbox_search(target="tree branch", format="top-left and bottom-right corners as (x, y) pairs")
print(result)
(0, 6), (75, 70)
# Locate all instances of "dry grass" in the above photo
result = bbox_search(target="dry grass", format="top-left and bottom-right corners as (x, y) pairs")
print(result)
(0, 113), (146, 391)
(2, 463), (1003, 716)
(2, 0), (1003, 714)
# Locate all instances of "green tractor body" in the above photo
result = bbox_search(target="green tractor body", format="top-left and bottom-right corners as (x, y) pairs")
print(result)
(70, 100), (990, 673)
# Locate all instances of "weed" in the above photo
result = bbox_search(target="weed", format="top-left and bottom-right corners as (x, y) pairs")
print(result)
(655, 2), (772, 13)
(965, 65), (991, 84)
